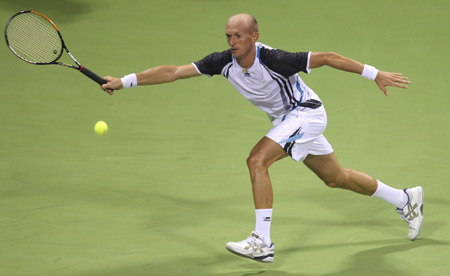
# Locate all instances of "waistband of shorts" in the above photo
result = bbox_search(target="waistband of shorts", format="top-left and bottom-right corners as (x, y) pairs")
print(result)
(280, 99), (323, 122)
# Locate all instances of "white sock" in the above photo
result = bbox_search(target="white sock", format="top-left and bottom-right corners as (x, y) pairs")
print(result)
(372, 180), (408, 209)
(255, 209), (272, 246)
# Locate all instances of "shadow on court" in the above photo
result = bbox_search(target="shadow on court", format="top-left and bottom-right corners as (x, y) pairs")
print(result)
(0, 0), (92, 23)
(61, 238), (448, 276)
(323, 238), (449, 276)
(275, 238), (449, 276)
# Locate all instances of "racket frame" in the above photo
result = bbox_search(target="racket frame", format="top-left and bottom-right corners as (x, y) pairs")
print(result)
(5, 10), (106, 85)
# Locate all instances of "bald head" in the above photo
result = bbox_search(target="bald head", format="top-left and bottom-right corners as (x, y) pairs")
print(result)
(225, 13), (260, 66)
(226, 14), (258, 34)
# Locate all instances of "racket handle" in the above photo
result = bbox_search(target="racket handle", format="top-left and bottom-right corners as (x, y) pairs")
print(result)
(79, 66), (107, 85)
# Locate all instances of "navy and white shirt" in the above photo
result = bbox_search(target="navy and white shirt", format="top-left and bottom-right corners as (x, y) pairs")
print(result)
(192, 42), (316, 120)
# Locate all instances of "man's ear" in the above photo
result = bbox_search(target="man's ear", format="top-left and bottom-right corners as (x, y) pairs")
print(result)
(252, 32), (259, 43)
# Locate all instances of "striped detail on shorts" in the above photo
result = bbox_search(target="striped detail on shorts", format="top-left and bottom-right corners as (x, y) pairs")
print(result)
(283, 126), (302, 157)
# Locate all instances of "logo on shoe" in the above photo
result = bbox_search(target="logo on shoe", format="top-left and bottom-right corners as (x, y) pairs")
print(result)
(245, 243), (266, 254)
(405, 202), (419, 220)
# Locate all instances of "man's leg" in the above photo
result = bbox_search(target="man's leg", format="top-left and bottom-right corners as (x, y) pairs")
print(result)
(246, 137), (288, 209)
(303, 152), (423, 240)
(226, 137), (287, 262)
(303, 152), (379, 195)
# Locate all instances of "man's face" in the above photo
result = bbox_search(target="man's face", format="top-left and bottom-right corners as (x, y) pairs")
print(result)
(225, 22), (256, 61)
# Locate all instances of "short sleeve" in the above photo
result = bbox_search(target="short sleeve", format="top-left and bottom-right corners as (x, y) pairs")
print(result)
(259, 47), (310, 78)
(193, 49), (232, 77)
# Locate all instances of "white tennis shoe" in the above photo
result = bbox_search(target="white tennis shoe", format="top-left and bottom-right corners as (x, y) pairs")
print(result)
(396, 186), (424, 240)
(226, 232), (274, 263)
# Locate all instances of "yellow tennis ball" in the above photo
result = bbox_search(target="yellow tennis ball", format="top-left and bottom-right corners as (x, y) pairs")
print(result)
(94, 121), (108, 135)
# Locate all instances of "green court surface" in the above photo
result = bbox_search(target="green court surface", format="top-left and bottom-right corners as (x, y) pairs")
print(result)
(1, 0), (449, 275)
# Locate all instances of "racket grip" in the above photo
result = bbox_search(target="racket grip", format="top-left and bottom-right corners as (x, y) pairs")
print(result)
(79, 66), (107, 85)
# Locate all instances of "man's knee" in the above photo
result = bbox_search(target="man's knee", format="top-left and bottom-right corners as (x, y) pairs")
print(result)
(246, 154), (266, 171)
(247, 137), (287, 172)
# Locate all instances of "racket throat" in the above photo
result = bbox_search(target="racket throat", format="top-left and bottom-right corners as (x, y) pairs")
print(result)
(66, 50), (81, 66)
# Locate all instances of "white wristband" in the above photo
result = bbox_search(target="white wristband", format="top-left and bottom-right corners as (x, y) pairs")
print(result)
(361, 64), (379, 80)
(120, 73), (137, 88)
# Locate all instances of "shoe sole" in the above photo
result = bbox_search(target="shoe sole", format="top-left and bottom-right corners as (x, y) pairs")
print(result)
(410, 186), (424, 240)
(225, 246), (274, 263)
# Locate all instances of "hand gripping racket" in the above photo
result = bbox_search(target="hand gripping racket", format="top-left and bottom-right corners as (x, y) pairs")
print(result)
(4, 10), (107, 86)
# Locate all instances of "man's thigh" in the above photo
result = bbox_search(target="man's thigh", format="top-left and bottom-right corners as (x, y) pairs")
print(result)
(248, 137), (288, 167)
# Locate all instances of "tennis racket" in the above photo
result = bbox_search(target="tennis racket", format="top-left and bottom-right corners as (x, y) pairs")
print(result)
(4, 10), (107, 86)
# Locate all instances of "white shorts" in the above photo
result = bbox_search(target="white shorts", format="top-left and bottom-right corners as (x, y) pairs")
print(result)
(266, 104), (333, 162)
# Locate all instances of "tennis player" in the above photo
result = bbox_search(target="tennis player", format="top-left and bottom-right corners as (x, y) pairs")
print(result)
(101, 14), (423, 263)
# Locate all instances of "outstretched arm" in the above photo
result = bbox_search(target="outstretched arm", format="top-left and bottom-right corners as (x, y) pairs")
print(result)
(309, 52), (411, 96)
(101, 64), (200, 95)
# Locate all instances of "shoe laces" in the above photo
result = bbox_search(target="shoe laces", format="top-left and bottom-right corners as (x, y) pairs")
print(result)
(396, 189), (413, 223)
(396, 208), (410, 223)
(245, 235), (259, 244)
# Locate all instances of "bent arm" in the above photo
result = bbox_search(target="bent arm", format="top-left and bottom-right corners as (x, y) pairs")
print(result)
(101, 64), (200, 94)
(308, 52), (411, 96)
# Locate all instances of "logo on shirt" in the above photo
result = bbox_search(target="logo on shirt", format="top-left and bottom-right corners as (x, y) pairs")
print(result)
(242, 69), (251, 78)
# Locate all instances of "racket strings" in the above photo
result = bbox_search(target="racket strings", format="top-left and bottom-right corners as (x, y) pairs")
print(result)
(6, 12), (63, 64)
